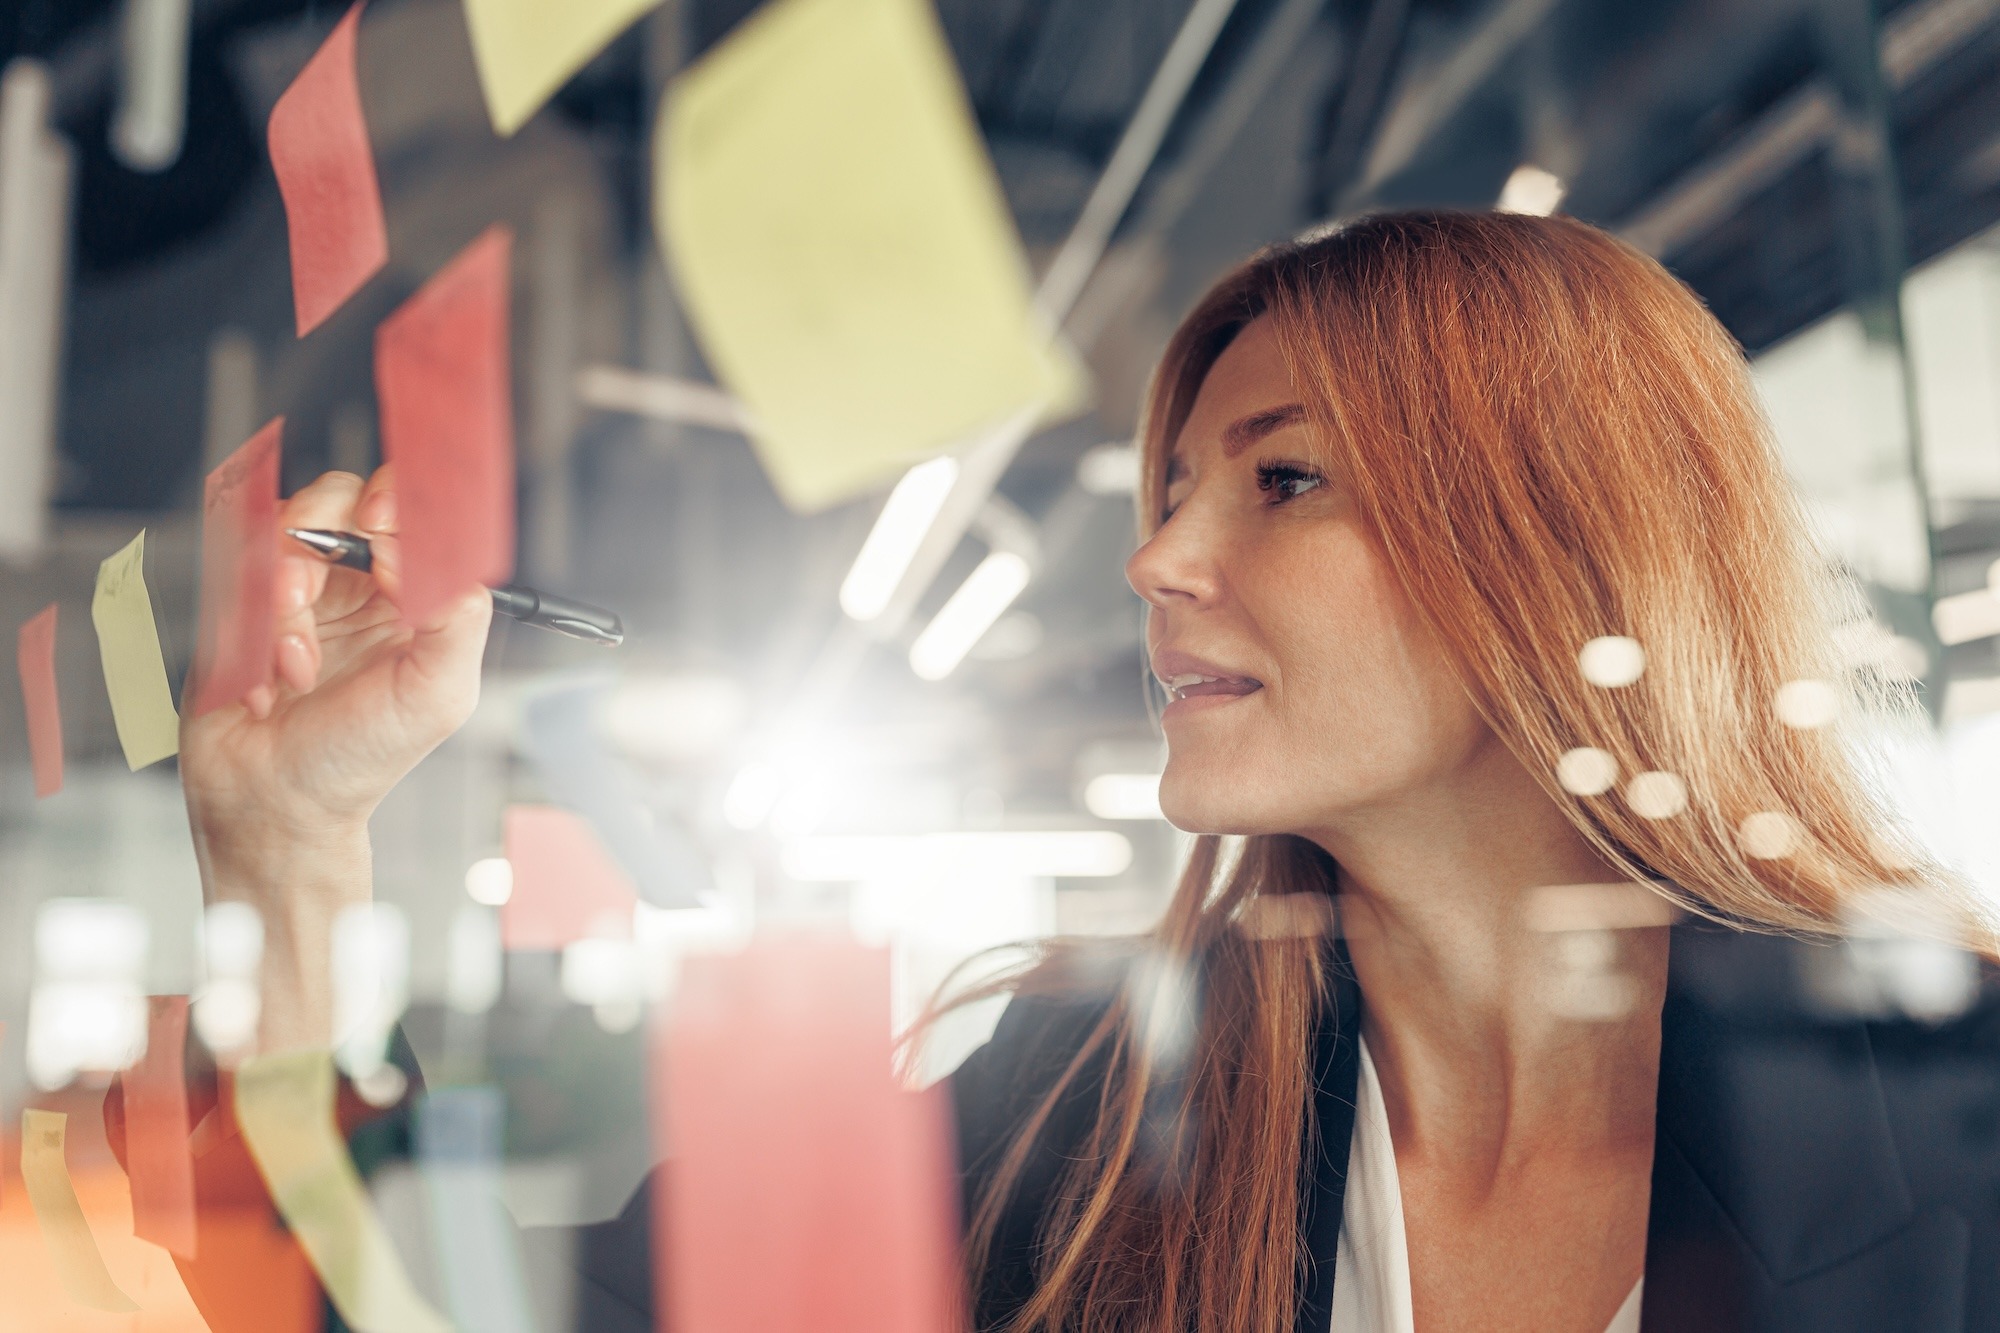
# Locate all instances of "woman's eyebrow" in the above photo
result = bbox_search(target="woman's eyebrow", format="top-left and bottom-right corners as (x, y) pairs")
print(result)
(1221, 403), (1306, 457)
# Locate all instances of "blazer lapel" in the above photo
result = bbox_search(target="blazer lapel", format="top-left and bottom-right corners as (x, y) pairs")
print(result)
(1642, 923), (1969, 1332)
(1296, 945), (1364, 1333)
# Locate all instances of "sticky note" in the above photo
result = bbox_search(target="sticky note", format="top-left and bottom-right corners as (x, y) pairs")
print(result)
(92, 530), (180, 770)
(656, 0), (1071, 512)
(234, 1049), (452, 1333)
(416, 1087), (534, 1333)
(375, 225), (515, 626)
(661, 935), (962, 1331)
(500, 804), (638, 950)
(16, 602), (61, 797)
(172, 1210), (320, 1333)
(464, 0), (664, 137)
(126, 996), (198, 1257)
(20, 1109), (141, 1312)
(269, 2), (388, 337)
(189, 420), (282, 717)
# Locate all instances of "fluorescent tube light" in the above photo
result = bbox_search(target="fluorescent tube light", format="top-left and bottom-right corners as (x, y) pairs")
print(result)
(840, 456), (960, 621)
(909, 551), (1031, 680)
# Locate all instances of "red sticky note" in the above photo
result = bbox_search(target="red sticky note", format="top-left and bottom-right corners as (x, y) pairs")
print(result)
(269, 3), (387, 337)
(190, 420), (283, 718)
(127, 996), (198, 1258)
(375, 225), (515, 626)
(660, 935), (962, 1333)
(500, 804), (637, 950)
(17, 603), (61, 798)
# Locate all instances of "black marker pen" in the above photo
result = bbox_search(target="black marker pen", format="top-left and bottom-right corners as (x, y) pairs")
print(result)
(285, 529), (625, 647)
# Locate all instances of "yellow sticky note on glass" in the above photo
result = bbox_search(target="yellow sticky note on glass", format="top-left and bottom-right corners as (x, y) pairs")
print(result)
(657, 0), (1077, 512)
(234, 1050), (451, 1333)
(20, 1110), (140, 1313)
(464, 0), (665, 136)
(92, 530), (179, 771)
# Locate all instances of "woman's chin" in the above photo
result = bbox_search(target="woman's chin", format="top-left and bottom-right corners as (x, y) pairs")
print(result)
(1158, 779), (1256, 837)
(1160, 773), (1315, 839)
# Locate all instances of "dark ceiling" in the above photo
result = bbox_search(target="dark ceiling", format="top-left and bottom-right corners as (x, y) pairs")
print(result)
(11, 0), (2000, 790)
(18, 0), (2000, 426)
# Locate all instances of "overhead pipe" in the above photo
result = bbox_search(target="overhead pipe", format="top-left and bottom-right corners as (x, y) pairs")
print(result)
(112, 0), (193, 172)
(0, 60), (73, 565)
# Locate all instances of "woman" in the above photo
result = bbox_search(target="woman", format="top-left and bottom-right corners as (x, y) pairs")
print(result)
(175, 210), (2000, 1332)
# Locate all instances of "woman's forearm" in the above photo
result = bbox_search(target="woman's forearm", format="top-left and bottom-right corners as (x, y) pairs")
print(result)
(190, 811), (374, 1055)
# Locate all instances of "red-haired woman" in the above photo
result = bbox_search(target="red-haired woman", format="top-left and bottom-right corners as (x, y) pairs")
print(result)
(172, 211), (2000, 1333)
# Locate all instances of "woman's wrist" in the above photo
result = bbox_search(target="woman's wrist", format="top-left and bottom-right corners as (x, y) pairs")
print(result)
(187, 804), (375, 1055)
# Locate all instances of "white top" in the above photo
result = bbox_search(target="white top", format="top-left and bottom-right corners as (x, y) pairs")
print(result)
(1331, 1035), (1644, 1333)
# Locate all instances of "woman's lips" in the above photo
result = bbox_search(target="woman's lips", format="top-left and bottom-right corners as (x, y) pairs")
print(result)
(1161, 672), (1262, 715)
(1165, 673), (1260, 699)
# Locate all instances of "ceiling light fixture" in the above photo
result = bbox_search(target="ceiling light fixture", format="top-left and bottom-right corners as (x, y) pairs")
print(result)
(839, 456), (960, 621)
(1497, 164), (1565, 216)
(909, 551), (1032, 680)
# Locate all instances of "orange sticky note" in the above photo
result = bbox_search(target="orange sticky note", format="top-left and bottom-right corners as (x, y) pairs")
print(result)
(127, 996), (198, 1258)
(174, 1208), (320, 1333)
(17, 602), (61, 797)
(189, 420), (282, 717)
(375, 225), (515, 626)
(269, 2), (387, 336)
(661, 935), (962, 1332)
(500, 804), (637, 950)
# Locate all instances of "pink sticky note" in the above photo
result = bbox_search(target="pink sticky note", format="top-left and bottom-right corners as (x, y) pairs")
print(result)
(17, 603), (61, 798)
(269, 3), (387, 337)
(500, 805), (637, 951)
(660, 935), (962, 1333)
(189, 420), (283, 718)
(127, 996), (198, 1258)
(375, 225), (515, 626)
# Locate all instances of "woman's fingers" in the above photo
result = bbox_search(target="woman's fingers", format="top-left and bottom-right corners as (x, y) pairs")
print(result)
(355, 463), (397, 536)
(366, 531), (406, 610)
(272, 472), (369, 694)
(276, 631), (318, 695)
(274, 470), (374, 657)
(279, 469), (366, 548)
(398, 583), (492, 737)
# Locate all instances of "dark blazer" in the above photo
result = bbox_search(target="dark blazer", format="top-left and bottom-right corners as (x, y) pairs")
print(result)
(138, 921), (2000, 1332)
(549, 920), (2000, 1331)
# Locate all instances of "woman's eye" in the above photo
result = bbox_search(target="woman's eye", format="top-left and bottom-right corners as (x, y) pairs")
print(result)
(1255, 463), (1324, 502)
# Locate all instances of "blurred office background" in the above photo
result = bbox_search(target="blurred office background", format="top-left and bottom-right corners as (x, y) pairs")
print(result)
(5, 0), (2000, 1262)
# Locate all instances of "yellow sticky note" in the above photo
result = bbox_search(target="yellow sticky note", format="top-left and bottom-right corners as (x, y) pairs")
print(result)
(464, 0), (665, 137)
(657, 0), (1078, 512)
(92, 529), (180, 771)
(234, 1050), (451, 1333)
(19, 1110), (140, 1313)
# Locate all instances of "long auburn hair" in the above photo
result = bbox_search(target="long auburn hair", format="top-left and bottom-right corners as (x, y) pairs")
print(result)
(945, 210), (1990, 1332)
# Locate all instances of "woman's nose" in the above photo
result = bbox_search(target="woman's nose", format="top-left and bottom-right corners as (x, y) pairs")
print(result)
(1126, 509), (1220, 610)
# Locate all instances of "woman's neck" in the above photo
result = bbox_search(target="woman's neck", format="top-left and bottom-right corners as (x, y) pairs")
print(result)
(1309, 746), (1668, 1180)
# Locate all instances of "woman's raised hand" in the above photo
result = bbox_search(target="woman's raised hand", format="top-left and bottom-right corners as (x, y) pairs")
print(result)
(178, 465), (491, 1050)
(181, 465), (492, 839)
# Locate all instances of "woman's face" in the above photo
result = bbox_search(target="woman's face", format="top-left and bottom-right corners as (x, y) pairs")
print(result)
(1126, 317), (1497, 838)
